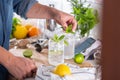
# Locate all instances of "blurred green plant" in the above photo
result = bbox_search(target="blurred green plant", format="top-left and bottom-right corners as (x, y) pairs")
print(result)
(69, 0), (99, 37)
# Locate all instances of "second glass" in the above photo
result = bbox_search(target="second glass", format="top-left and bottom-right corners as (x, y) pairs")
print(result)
(64, 33), (75, 59)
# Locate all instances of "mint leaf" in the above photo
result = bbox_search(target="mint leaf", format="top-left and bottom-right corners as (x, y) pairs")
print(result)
(52, 34), (65, 43)
(52, 34), (59, 42)
(64, 40), (69, 46)
(59, 35), (65, 41)
(52, 34), (69, 46)
(54, 34), (59, 40)
(66, 25), (75, 34)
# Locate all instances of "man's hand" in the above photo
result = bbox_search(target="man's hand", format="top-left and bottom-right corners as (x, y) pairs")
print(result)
(5, 56), (37, 80)
(53, 11), (77, 32)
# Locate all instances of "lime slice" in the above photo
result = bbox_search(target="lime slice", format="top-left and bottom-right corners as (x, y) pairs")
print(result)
(23, 49), (33, 58)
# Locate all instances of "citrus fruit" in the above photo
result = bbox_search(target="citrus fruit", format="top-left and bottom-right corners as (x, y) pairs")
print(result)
(74, 53), (84, 64)
(25, 24), (33, 30)
(28, 27), (40, 37)
(54, 64), (71, 77)
(13, 25), (28, 39)
(23, 49), (33, 58)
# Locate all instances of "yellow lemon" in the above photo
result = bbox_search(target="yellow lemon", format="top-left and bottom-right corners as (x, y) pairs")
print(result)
(54, 64), (71, 77)
(13, 25), (28, 39)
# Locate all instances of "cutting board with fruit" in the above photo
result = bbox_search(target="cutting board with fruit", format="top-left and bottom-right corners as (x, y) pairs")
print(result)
(9, 39), (94, 80)
(9, 48), (93, 68)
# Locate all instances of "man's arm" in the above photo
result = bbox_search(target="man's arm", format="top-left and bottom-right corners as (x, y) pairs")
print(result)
(26, 3), (59, 19)
(0, 46), (14, 66)
(13, 0), (77, 32)
(26, 2), (77, 31)
(0, 46), (37, 79)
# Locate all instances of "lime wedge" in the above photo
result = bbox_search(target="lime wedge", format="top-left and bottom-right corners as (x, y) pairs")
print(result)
(23, 49), (33, 58)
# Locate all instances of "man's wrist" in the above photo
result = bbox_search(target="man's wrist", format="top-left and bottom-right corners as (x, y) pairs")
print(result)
(0, 46), (14, 67)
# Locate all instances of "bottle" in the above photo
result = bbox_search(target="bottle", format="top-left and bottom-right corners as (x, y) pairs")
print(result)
(46, 4), (57, 31)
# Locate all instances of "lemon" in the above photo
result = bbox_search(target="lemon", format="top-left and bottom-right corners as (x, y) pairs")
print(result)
(23, 49), (33, 58)
(54, 64), (71, 77)
(74, 53), (84, 64)
(13, 25), (28, 39)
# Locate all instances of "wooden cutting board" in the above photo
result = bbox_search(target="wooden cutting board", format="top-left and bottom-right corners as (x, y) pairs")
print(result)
(9, 48), (93, 68)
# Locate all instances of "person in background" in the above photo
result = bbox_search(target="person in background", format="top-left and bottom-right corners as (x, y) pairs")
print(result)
(0, 0), (77, 80)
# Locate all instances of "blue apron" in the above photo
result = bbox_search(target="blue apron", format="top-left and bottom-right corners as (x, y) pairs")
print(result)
(0, 0), (37, 79)
(0, 0), (13, 79)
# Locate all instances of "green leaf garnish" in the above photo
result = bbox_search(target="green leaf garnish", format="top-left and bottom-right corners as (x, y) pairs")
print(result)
(51, 34), (69, 46)
(65, 25), (75, 34)
(59, 35), (65, 41)
(52, 34), (65, 43)
(64, 40), (69, 46)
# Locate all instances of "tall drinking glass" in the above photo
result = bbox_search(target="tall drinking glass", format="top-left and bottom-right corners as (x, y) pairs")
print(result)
(48, 39), (64, 66)
(37, 19), (46, 39)
(64, 33), (75, 59)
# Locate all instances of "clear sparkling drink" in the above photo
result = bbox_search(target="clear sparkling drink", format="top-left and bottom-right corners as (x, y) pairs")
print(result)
(48, 39), (64, 66)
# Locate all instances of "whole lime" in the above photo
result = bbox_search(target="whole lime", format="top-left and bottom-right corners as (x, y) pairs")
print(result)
(74, 53), (84, 64)
(23, 49), (33, 58)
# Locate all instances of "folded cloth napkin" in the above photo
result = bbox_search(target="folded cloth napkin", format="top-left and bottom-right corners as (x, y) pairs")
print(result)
(35, 63), (96, 80)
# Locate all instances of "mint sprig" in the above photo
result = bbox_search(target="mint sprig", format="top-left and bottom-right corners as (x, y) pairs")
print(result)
(52, 34), (65, 43)
(65, 25), (75, 34)
(52, 34), (69, 46)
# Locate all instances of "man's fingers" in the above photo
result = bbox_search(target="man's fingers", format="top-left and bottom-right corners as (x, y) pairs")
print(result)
(23, 58), (37, 78)
(71, 19), (77, 32)
(61, 22), (68, 30)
